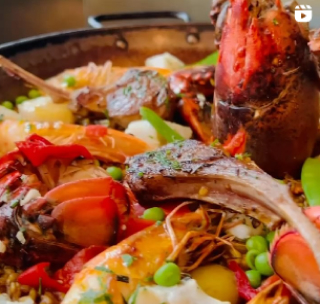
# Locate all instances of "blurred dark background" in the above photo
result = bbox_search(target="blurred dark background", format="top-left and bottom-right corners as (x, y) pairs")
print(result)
(0, 0), (319, 44)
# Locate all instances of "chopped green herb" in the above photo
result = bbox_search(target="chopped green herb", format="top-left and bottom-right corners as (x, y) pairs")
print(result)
(79, 289), (113, 304)
(144, 276), (154, 282)
(175, 93), (186, 99)
(156, 220), (162, 226)
(94, 266), (114, 273)
(137, 172), (144, 178)
(210, 139), (220, 147)
(38, 277), (42, 295)
(166, 150), (171, 156)
(10, 199), (19, 208)
(235, 153), (251, 160)
(171, 160), (182, 170)
(273, 18), (279, 25)
(123, 86), (132, 95)
(122, 254), (136, 267)
(104, 109), (109, 119)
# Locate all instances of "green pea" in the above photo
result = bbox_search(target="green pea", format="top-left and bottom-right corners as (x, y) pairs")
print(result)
(301, 158), (320, 206)
(246, 236), (268, 253)
(63, 75), (76, 87)
(28, 89), (41, 99)
(255, 252), (274, 276)
(2, 101), (14, 110)
(106, 166), (123, 181)
(245, 249), (260, 270)
(142, 207), (165, 221)
(245, 270), (261, 288)
(154, 262), (181, 287)
(15, 96), (28, 104)
(266, 231), (276, 245)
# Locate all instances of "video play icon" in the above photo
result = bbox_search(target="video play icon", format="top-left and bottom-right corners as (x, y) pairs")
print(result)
(295, 5), (312, 22)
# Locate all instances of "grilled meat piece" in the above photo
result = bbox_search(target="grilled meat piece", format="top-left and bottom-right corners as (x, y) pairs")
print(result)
(71, 69), (174, 129)
(125, 140), (320, 269)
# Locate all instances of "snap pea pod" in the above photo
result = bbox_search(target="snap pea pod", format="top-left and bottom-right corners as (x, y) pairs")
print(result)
(301, 157), (320, 206)
(191, 51), (219, 66)
(139, 107), (184, 143)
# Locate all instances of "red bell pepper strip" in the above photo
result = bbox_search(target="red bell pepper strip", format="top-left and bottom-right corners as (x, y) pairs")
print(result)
(18, 262), (68, 293)
(16, 134), (92, 167)
(85, 125), (108, 137)
(223, 128), (247, 156)
(228, 260), (258, 301)
(54, 246), (106, 289)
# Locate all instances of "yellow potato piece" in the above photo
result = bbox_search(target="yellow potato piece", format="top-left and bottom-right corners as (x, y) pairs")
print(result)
(18, 96), (74, 123)
(191, 264), (239, 304)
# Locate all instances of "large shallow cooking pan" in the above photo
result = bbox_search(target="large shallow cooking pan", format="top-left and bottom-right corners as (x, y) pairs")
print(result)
(0, 20), (215, 101)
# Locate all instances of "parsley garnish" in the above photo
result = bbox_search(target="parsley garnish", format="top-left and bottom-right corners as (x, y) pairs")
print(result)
(144, 276), (153, 282)
(104, 109), (109, 119)
(235, 153), (251, 160)
(137, 172), (144, 178)
(171, 160), (182, 170)
(94, 266), (114, 273)
(121, 254), (136, 267)
(38, 277), (42, 295)
(10, 199), (19, 208)
(79, 289), (113, 304)
(273, 18), (279, 25)
(210, 139), (220, 147)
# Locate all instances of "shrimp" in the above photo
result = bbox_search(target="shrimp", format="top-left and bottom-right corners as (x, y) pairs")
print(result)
(0, 120), (150, 163)
(62, 207), (234, 304)
(0, 134), (131, 267)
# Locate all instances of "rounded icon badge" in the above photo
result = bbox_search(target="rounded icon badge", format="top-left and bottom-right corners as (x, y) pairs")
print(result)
(295, 5), (312, 23)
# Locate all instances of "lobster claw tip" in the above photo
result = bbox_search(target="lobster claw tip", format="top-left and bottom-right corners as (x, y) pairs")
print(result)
(270, 208), (320, 302)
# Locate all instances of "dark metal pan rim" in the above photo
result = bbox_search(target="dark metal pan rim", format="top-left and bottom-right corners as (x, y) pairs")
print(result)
(0, 23), (213, 54)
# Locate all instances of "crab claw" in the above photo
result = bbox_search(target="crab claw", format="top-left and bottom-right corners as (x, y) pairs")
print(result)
(270, 207), (320, 302)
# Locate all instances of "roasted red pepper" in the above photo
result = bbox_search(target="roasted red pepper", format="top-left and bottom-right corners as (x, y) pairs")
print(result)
(223, 128), (247, 156)
(54, 246), (106, 289)
(228, 260), (258, 301)
(16, 134), (92, 167)
(18, 262), (68, 293)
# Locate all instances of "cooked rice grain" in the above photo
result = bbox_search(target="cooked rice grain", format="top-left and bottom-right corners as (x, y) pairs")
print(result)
(0, 266), (64, 304)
